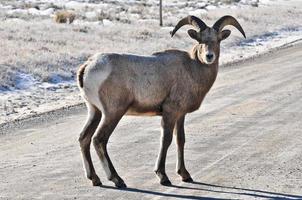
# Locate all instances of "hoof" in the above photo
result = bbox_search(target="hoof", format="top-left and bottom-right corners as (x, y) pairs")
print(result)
(160, 179), (172, 186)
(110, 176), (127, 188)
(115, 181), (127, 188)
(182, 177), (193, 183)
(155, 171), (171, 186)
(92, 177), (102, 186)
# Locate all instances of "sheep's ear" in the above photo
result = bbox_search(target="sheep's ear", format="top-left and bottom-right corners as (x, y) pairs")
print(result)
(219, 29), (231, 41)
(187, 29), (199, 41)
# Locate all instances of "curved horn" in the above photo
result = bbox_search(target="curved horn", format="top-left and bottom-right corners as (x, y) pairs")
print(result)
(170, 15), (207, 37)
(213, 15), (246, 38)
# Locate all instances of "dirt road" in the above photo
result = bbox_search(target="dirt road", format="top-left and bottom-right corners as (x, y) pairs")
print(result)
(1, 43), (302, 200)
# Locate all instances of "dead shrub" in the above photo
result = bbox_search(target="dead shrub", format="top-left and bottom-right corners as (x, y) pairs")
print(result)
(54, 11), (76, 24)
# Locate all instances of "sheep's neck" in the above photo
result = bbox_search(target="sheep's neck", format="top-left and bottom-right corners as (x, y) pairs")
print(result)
(189, 45), (219, 92)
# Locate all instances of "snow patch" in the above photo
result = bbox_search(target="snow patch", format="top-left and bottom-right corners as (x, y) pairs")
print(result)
(103, 19), (114, 26)
(205, 5), (218, 10)
(220, 26), (302, 64)
(65, 1), (86, 10)
(14, 72), (37, 90)
(73, 20), (102, 26)
(85, 11), (98, 20)
(6, 7), (54, 16)
(39, 8), (55, 16)
(189, 9), (207, 16)
(239, 27), (302, 47)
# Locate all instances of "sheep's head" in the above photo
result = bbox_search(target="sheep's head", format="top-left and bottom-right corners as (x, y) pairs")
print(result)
(171, 15), (246, 64)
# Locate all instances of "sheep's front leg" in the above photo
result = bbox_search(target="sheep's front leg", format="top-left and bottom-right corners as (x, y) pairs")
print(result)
(154, 113), (177, 186)
(174, 115), (193, 182)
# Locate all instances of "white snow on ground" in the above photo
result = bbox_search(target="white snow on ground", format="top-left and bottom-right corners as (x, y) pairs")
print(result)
(14, 72), (37, 90)
(0, 0), (301, 123)
(220, 26), (302, 63)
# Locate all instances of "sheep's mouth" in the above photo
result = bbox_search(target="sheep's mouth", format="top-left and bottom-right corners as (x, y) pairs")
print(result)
(206, 58), (214, 64)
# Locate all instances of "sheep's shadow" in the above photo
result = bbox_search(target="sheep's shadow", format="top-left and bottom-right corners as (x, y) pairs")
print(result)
(101, 184), (226, 200)
(100, 181), (302, 200)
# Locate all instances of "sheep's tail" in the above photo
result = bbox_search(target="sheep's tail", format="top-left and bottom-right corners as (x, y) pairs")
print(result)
(77, 63), (87, 88)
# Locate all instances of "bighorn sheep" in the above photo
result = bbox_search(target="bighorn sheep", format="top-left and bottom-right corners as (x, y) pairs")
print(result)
(77, 15), (246, 188)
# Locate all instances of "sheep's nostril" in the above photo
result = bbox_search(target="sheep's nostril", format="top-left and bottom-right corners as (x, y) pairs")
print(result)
(206, 54), (214, 60)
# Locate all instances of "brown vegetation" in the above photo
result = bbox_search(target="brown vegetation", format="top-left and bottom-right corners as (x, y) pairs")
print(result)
(54, 10), (76, 24)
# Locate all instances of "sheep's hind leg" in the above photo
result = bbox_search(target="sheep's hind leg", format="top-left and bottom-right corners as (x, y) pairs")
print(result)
(93, 111), (127, 188)
(154, 112), (178, 186)
(79, 103), (102, 186)
(174, 115), (193, 182)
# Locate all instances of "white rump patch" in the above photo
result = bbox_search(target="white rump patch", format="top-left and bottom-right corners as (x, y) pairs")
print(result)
(83, 54), (112, 111)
